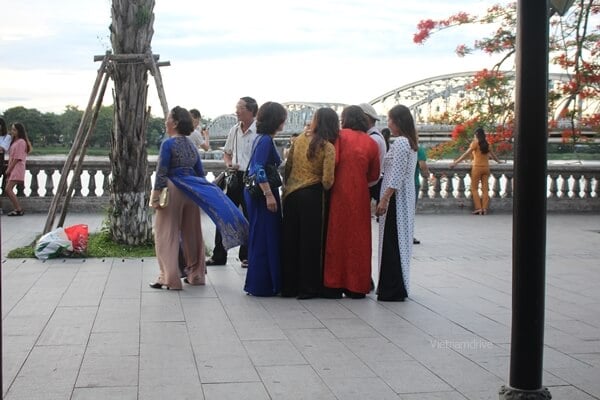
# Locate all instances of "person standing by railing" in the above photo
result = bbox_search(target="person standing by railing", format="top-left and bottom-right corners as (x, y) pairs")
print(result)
(207, 97), (258, 268)
(5, 123), (32, 216)
(189, 109), (210, 152)
(450, 127), (502, 215)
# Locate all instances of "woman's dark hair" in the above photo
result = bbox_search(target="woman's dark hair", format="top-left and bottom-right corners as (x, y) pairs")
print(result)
(388, 105), (418, 151)
(381, 127), (391, 151)
(475, 127), (490, 154)
(240, 96), (259, 116)
(307, 107), (339, 159)
(170, 106), (194, 136)
(189, 109), (201, 120)
(256, 102), (287, 136)
(341, 105), (369, 132)
(11, 122), (33, 153)
(0, 117), (7, 136)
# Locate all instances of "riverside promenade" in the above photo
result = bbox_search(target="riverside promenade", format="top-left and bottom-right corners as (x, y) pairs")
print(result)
(1, 212), (599, 400)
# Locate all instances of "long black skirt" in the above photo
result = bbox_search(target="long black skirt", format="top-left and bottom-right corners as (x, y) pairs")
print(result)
(281, 184), (325, 298)
(377, 195), (408, 301)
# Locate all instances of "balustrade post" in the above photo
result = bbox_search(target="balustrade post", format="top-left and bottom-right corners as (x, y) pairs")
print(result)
(548, 174), (558, 198)
(571, 174), (581, 199)
(432, 173), (442, 198)
(88, 169), (97, 197)
(44, 169), (55, 197)
(559, 175), (568, 198)
(581, 175), (591, 198)
(456, 172), (466, 199)
(29, 169), (40, 197)
(420, 176), (429, 199)
(504, 174), (514, 198)
(492, 173), (501, 198)
(16, 182), (25, 197)
(72, 173), (83, 197)
(101, 170), (110, 196)
(444, 173), (454, 199)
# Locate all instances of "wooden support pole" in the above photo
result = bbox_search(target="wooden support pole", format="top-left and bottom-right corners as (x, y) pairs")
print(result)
(57, 71), (111, 228)
(147, 54), (170, 119)
(93, 53), (160, 62)
(43, 54), (110, 234)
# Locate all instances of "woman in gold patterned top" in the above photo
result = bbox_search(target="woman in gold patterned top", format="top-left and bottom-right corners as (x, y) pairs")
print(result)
(281, 107), (338, 299)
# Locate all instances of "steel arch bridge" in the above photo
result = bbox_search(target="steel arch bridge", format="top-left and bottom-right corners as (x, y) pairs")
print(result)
(207, 102), (348, 137)
(369, 71), (576, 124)
(207, 71), (588, 137)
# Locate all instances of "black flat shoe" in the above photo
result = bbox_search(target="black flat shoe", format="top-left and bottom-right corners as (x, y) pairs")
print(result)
(206, 258), (226, 266)
(149, 282), (166, 289)
(343, 289), (366, 299)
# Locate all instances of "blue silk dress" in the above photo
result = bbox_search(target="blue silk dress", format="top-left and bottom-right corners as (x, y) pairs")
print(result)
(243, 134), (282, 296)
(155, 137), (248, 250)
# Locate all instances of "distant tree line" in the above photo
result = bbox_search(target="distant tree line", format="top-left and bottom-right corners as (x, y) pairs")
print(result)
(1, 105), (166, 150)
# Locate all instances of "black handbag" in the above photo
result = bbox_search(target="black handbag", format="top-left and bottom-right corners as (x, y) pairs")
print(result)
(225, 170), (241, 192)
(244, 136), (282, 198)
(244, 164), (282, 199)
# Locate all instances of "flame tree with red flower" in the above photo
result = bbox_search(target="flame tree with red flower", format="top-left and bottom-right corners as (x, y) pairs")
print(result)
(414, 1), (600, 158)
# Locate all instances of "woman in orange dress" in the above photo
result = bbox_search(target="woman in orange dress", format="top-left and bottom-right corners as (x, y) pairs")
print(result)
(323, 105), (380, 299)
(451, 127), (501, 215)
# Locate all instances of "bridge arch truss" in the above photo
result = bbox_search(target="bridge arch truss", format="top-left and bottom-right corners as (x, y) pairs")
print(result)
(369, 71), (577, 124)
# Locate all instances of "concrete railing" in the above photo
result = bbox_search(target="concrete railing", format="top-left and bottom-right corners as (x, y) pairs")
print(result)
(5, 158), (599, 214)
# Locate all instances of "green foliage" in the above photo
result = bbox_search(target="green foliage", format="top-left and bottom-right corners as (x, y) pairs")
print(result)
(1, 105), (164, 151)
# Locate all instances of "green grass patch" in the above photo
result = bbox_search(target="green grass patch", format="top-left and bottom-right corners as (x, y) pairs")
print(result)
(7, 230), (156, 259)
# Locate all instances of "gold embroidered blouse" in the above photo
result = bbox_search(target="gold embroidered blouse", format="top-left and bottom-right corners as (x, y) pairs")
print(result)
(283, 132), (335, 199)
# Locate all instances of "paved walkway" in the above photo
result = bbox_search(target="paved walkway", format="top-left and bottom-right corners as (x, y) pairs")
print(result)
(1, 212), (599, 400)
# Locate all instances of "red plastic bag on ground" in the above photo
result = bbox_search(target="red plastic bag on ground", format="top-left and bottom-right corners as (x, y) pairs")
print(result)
(64, 224), (89, 255)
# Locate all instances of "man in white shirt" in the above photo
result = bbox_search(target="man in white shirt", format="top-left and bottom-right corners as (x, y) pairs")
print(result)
(206, 97), (258, 267)
(189, 109), (210, 151)
(359, 103), (386, 201)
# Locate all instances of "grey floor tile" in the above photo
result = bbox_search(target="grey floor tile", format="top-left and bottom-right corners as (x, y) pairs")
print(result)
(203, 382), (270, 400)
(257, 365), (336, 400)
(370, 359), (453, 394)
(37, 306), (97, 346)
(76, 354), (139, 388)
(242, 339), (306, 366)
(4, 345), (85, 400)
(399, 391), (468, 400)
(325, 376), (399, 400)
(71, 385), (138, 400)
(71, 386), (138, 400)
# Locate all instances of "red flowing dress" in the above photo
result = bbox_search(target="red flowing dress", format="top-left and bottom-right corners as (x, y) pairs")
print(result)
(324, 128), (380, 294)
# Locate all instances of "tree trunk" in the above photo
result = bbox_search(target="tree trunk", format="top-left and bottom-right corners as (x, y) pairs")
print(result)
(108, 0), (155, 245)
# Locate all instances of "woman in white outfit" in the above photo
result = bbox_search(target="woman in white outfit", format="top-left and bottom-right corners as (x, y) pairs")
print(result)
(375, 105), (418, 301)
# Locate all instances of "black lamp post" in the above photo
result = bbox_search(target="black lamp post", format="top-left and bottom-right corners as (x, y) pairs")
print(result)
(500, 0), (573, 399)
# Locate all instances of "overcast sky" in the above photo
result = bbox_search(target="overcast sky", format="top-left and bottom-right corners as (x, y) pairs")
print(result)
(1, 0), (501, 119)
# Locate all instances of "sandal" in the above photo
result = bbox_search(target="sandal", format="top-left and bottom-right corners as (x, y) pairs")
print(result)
(7, 210), (24, 216)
